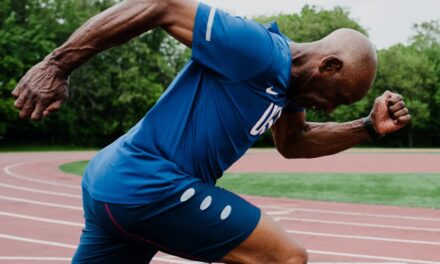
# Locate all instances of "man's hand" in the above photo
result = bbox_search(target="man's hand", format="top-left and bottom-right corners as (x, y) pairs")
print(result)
(11, 0), (197, 121)
(369, 91), (411, 136)
(12, 57), (69, 121)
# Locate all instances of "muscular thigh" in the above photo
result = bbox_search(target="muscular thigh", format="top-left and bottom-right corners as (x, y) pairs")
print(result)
(221, 212), (308, 264)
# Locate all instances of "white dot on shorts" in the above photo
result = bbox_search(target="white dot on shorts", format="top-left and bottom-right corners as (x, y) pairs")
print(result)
(220, 205), (232, 220)
(200, 196), (212, 211)
(180, 188), (195, 202)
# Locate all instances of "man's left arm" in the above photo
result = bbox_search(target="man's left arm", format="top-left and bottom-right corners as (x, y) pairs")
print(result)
(271, 91), (411, 159)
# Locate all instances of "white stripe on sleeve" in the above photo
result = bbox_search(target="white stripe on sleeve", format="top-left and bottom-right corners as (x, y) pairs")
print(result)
(206, 7), (216, 41)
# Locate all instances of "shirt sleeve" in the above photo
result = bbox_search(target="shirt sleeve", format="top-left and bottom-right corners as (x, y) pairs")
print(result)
(192, 3), (274, 81)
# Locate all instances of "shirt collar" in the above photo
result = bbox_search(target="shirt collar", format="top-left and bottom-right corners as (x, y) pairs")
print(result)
(265, 21), (281, 34)
(264, 21), (291, 43)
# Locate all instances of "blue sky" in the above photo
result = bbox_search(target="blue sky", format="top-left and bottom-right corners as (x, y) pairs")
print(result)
(202, 0), (440, 49)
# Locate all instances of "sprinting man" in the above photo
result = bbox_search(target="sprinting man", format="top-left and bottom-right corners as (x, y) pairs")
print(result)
(12, 0), (411, 263)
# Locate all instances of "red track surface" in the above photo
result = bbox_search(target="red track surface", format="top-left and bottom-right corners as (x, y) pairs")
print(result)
(0, 150), (439, 263)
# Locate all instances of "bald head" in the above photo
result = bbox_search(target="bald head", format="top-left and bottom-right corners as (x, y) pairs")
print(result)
(290, 28), (378, 112)
(323, 28), (376, 59)
(319, 28), (378, 101)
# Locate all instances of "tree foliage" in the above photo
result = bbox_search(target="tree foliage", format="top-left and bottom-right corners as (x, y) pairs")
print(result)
(257, 5), (367, 42)
(1, 1), (440, 147)
(0, 0), (186, 145)
(360, 20), (440, 146)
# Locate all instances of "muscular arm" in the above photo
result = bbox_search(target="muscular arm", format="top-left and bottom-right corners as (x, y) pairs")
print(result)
(12, 0), (197, 120)
(272, 91), (411, 159)
(271, 111), (370, 159)
(51, 0), (197, 73)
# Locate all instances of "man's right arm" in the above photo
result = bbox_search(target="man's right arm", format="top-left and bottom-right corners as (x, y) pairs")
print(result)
(271, 91), (410, 159)
(12, 0), (197, 120)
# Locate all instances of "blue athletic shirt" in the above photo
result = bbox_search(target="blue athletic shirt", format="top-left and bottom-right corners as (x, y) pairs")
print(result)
(82, 3), (304, 204)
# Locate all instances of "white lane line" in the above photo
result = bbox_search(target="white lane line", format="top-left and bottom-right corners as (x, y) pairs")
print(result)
(0, 183), (81, 199)
(0, 234), (77, 249)
(260, 205), (440, 222)
(154, 256), (203, 263)
(0, 257), (71, 261)
(267, 209), (297, 215)
(3, 161), (81, 189)
(0, 195), (82, 211)
(2, 158), (437, 264)
(287, 229), (440, 245)
(0, 211), (84, 227)
(309, 249), (439, 264)
(275, 216), (440, 232)
(0, 234), (433, 264)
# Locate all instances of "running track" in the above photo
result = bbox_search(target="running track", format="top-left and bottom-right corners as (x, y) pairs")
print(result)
(0, 149), (439, 263)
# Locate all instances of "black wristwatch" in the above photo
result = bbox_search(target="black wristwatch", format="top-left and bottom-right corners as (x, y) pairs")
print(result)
(363, 116), (383, 141)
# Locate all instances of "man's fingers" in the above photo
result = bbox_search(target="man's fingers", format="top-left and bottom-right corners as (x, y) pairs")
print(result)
(395, 114), (411, 125)
(383, 90), (394, 99)
(43, 100), (63, 117)
(31, 102), (47, 121)
(12, 74), (29, 99)
(14, 90), (29, 110)
(19, 99), (36, 119)
(11, 87), (20, 99)
(392, 108), (409, 118)
(386, 93), (403, 105)
(388, 100), (405, 113)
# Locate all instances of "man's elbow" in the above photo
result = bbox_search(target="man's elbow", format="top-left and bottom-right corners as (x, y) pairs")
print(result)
(277, 145), (302, 159)
(277, 143), (319, 159)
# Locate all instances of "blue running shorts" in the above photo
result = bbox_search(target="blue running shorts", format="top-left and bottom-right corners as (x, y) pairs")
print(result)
(72, 180), (261, 263)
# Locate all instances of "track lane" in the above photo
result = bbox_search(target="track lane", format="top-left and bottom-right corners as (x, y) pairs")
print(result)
(1, 151), (439, 263)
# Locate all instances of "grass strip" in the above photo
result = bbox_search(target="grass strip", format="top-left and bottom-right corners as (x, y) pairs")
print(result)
(60, 160), (440, 208)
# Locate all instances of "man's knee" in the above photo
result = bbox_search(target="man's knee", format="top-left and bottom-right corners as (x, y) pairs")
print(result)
(221, 212), (308, 264)
(272, 245), (308, 264)
(285, 246), (308, 264)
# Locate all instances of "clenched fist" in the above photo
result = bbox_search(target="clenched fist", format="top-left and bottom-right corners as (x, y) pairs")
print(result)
(369, 91), (411, 136)
(11, 57), (69, 121)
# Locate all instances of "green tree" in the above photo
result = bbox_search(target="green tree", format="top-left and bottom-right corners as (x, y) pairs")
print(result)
(1, 0), (187, 146)
(372, 44), (435, 146)
(67, 29), (184, 145)
(257, 5), (367, 42)
(410, 20), (440, 145)
(2, 2), (440, 147)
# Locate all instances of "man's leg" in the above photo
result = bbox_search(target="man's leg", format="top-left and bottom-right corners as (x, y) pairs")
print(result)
(73, 189), (158, 264)
(221, 212), (308, 264)
(85, 180), (306, 263)
(97, 181), (263, 262)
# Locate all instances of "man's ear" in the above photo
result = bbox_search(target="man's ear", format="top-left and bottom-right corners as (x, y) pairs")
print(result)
(319, 56), (343, 73)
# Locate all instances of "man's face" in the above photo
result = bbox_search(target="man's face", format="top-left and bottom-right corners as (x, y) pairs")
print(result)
(292, 93), (336, 113)
(292, 80), (355, 114)
(291, 70), (372, 114)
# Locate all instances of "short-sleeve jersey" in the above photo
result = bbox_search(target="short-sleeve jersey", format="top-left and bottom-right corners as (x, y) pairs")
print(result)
(82, 3), (304, 204)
